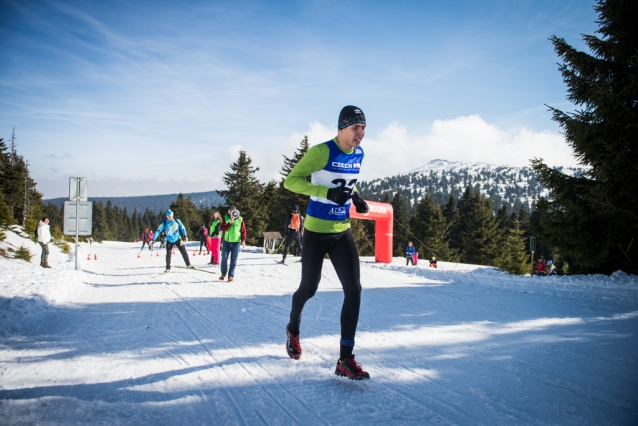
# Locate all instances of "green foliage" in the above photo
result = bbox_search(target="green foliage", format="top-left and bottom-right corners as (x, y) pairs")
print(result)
(14, 245), (33, 262)
(497, 219), (530, 275)
(458, 190), (505, 266)
(390, 189), (411, 256)
(0, 228), (5, 242)
(0, 188), (13, 226)
(53, 239), (71, 254)
(531, 0), (638, 274)
(0, 130), (44, 227)
(170, 194), (200, 236)
(350, 218), (375, 256)
(410, 192), (458, 262)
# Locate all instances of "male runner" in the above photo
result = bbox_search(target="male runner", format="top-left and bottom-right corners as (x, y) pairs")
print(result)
(284, 105), (371, 380)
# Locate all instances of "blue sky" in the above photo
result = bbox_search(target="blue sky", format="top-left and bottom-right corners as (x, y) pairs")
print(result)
(0, 0), (598, 198)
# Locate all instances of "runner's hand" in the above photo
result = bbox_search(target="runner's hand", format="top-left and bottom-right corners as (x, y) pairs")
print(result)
(352, 192), (369, 214)
(327, 186), (351, 205)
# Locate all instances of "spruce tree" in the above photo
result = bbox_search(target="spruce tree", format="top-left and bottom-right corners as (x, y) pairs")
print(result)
(277, 136), (310, 230)
(410, 192), (458, 262)
(262, 180), (282, 234)
(443, 194), (462, 252)
(497, 218), (530, 275)
(169, 194), (200, 236)
(390, 189), (411, 257)
(460, 195), (505, 266)
(92, 201), (110, 242)
(0, 188), (12, 226)
(218, 150), (266, 246)
(531, 0), (638, 274)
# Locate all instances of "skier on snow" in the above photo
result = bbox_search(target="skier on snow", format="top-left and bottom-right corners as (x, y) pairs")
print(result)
(141, 228), (152, 251)
(281, 205), (304, 264)
(152, 210), (194, 273)
(196, 224), (210, 255)
(284, 105), (371, 380)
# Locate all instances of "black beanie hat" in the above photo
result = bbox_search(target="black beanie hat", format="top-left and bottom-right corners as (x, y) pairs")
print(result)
(338, 105), (365, 130)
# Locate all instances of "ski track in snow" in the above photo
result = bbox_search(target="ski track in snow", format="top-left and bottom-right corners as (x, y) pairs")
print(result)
(1, 232), (637, 425)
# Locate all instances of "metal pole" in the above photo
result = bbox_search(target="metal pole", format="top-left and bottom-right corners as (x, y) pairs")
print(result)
(75, 178), (79, 271)
(530, 251), (535, 277)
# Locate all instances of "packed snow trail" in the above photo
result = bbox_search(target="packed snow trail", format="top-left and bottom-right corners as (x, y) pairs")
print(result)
(1, 234), (637, 425)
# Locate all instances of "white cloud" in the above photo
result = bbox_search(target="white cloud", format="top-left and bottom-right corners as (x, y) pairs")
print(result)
(346, 115), (578, 181)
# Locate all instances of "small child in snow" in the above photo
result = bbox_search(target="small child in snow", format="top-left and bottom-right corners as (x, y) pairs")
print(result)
(405, 241), (416, 266)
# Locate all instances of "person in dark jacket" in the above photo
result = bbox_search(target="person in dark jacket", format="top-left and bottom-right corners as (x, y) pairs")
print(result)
(141, 228), (152, 251)
(429, 256), (438, 268)
(281, 205), (304, 264)
(196, 224), (210, 255)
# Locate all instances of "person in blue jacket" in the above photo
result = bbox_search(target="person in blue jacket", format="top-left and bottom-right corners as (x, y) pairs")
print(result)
(153, 209), (194, 273)
(405, 241), (416, 266)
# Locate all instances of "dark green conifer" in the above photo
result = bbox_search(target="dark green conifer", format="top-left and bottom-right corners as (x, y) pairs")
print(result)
(390, 189), (411, 257)
(219, 150), (266, 246)
(531, 0), (638, 274)
(410, 192), (458, 262)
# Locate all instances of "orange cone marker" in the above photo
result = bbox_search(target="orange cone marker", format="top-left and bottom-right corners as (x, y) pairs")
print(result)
(137, 252), (141, 258)
(94, 254), (98, 260)
(87, 254), (91, 260)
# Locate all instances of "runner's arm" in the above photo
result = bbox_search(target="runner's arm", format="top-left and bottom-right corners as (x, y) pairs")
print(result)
(284, 144), (330, 197)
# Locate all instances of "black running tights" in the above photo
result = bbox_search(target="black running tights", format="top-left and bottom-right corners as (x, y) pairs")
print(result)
(289, 229), (361, 341)
(166, 240), (190, 269)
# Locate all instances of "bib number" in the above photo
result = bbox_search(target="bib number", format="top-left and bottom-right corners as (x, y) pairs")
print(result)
(332, 178), (357, 195)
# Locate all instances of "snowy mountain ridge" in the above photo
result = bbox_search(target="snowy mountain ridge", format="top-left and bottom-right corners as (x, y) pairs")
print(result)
(358, 159), (586, 213)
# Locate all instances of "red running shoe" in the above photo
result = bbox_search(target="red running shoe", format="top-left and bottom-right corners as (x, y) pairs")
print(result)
(286, 324), (302, 360)
(335, 355), (370, 380)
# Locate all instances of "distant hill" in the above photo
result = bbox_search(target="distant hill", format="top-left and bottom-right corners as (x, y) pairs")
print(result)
(357, 159), (585, 213)
(44, 190), (225, 214)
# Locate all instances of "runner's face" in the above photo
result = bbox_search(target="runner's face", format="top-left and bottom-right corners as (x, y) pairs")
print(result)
(337, 123), (365, 151)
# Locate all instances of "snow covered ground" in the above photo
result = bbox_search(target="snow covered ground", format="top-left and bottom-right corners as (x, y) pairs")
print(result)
(1, 229), (637, 425)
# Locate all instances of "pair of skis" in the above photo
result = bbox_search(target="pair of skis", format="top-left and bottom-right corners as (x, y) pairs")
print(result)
(152, 265), (218, 278)
(275, 259), (302, 266)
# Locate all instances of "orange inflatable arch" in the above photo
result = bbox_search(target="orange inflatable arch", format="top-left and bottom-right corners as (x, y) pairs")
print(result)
(349, 200), (394, 263)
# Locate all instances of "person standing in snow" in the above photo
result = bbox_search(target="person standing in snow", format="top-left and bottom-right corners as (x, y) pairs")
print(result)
(405, 241), (416, 266)
(429, 256), (437, 268)
(536, 258), (546, 276)
(141, 228), (152, 251)
(284, 105), (371, 380)
(196, 224), (210, 255)
(219, 206), (246, 282)
(207, 211), (222, 265)
(562, 261), (570, 275)
(37, 217), (52, 268)
(152, 210), (193, 273)
(281, 205), (304, 264)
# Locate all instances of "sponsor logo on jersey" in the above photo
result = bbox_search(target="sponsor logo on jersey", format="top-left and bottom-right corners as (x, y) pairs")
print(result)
(329, 206), (347, 216)
(331, 161), (361, 170)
